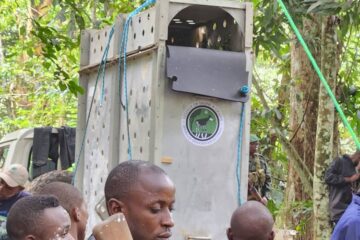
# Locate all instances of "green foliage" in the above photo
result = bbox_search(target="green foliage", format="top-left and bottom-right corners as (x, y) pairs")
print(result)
(252, 0), (360, 153)
(336, 1), (360, 137)
(267, 198), (281, 219)
(252, 0), (360, 231)
(291, 200), (313, 235)
(0, 0), (142, 136)
(253, 0), (290, 58)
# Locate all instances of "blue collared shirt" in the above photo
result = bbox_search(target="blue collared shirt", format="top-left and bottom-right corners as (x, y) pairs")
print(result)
(331, 194), (360, 240)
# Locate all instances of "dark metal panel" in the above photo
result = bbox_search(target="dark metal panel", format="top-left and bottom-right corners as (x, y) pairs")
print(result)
(166, 45), (249, 102)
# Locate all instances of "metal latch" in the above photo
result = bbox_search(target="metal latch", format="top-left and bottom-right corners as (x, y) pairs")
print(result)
(187, 236), (211, 240)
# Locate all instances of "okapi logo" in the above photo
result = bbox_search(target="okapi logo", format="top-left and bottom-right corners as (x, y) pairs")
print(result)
(182, 102), (224, 146)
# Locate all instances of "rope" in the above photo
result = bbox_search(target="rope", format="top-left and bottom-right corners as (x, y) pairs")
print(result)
(277, 0), (360, 149)
(100, 27), (115, 105)
(118, 0), (157, 160)
(72, 26), (115, 185)
(236, 86), (249, 206)
(119, 17), (132, 160)
(72, 0), (157, 184)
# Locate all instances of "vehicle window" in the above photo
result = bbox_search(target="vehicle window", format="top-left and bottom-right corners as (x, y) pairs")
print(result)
(0, 146), (9, 168)
(28, 147), (57, 180)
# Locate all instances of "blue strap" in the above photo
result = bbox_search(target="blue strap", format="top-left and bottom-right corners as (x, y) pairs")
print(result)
(100, 26), (115, 105)
(72, 27), (115, 185)
(236, 86), (249, 205)
(73, 0), (157, 184)
(119, 0), (157, 160)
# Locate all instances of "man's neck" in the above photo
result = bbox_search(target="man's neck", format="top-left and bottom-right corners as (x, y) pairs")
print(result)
(1, 190), (21, 201)
(69, 222), (78, 240)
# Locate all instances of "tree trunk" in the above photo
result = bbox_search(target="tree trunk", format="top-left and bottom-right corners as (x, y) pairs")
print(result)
(252, 77), (313, 193)
(287, 16), (322, 239)
(313, 16), (340, 239)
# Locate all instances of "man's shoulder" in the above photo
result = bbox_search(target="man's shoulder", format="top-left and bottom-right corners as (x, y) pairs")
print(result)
(336, 215), (360, 231)
(338, 202), (360, 225)
(13, 191), (31, 201)
(19, 191), (31, 197)
(255, 154), (269, 164)
(254, 153), (266, 159)
(337, 154), (352, 163)
(0, 191), (30, 205)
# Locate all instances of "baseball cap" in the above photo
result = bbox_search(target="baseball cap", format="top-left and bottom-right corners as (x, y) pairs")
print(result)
(250, 134), (260, 143)
(0, 164), (29, 188)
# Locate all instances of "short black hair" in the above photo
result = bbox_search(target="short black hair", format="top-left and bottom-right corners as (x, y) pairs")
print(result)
(28, 170), (73, 194)
(6, 195), (59, 240)
(35, 182), (84, 214)
(230, 201), (274, 240)
(104, 160), (165, 202)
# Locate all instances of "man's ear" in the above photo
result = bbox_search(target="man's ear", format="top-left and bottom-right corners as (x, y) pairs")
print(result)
(72, 207), (81, 222)
(269, 230), (275, 240)
(226, 228), (233, 240)
(25, 235), (36, 240)
(107, 198), (125, 215)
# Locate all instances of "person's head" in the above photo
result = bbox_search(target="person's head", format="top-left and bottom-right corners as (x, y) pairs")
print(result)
(6, 195), (74, 240)
(36, 182), (88, 240)
(0, 164), (28, 200)
(105, 160), (175, 240)
(249, 134), (260, 157)
(28, 170), (73, 194)
(351, 150), (360, 164)
(227, 201), (274, 240)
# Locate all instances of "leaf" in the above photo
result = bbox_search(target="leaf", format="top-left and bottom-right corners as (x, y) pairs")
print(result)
(43, 62), (52, 69)
(19, 26), (26, 36)
(68, 80), (84, 95)
(58, 81), (67, 91)
(307, 0), (324, 13)
(267, 199), (279, 218)
(274, 109), (283, 120)
(26, 48), (34, 56)
(61, 70), (70, 80)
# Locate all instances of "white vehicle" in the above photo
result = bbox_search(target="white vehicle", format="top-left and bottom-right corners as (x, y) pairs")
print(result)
(0, 128), (35, 172)
(0, 127), (72, 180)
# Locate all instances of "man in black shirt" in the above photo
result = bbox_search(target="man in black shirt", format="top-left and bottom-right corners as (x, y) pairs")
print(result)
(325, 151), (360, 225)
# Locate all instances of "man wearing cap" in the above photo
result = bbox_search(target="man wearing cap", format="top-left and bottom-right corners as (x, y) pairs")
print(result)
(0, 164), (30, 217)
(248, 134), (271, 205)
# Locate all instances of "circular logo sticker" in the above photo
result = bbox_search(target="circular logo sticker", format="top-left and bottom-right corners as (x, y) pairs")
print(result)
(181, 102), (224, 146)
